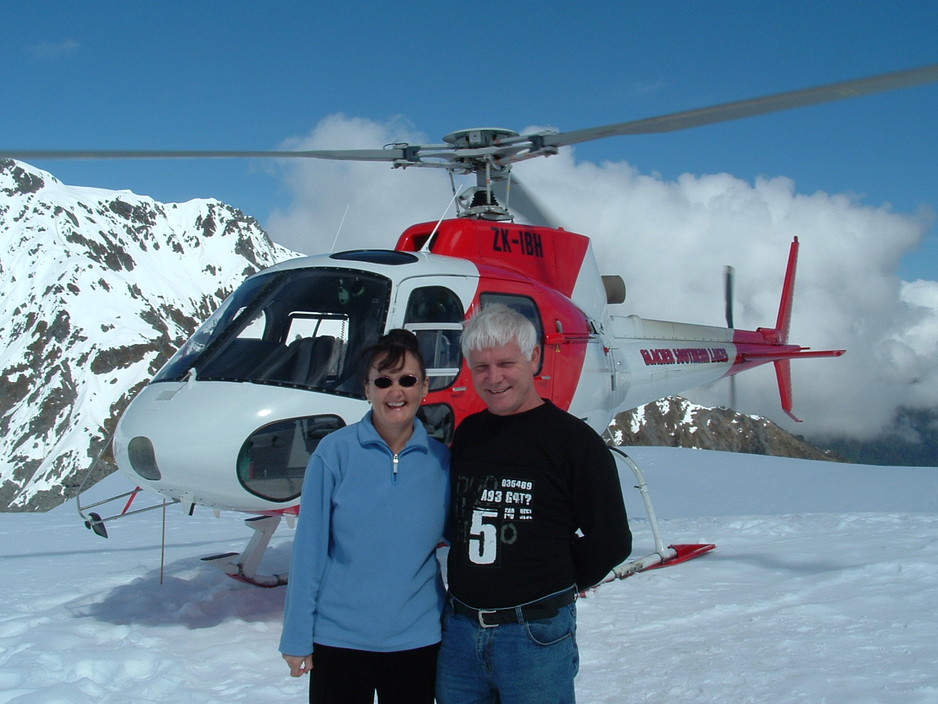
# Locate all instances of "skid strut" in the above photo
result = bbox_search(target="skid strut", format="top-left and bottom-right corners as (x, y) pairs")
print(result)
(604, 448), (715, 583)
(202, 515), (288, 588)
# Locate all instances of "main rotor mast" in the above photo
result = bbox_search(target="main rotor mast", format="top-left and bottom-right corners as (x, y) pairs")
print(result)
(387, 127), (560, 221)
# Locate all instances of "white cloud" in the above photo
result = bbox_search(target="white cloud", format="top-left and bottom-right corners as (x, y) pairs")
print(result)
(266, 115), (452, 254)
(29, 39), (80, 60)
(266, 115), (938, 440)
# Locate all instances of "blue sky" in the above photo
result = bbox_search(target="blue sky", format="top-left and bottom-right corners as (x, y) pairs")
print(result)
(3, 1), (938, 436)
(4, 1), (936, 274)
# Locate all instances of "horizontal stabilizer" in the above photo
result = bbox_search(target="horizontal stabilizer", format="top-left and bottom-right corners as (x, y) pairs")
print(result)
(741, 348), (846, 361)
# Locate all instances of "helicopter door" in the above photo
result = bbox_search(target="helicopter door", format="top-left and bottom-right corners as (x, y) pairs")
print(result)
(402, 285), (465, 390)
(397, 282), (470, 444)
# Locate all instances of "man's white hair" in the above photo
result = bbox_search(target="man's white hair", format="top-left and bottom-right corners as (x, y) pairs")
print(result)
(460, 303), (538, 358)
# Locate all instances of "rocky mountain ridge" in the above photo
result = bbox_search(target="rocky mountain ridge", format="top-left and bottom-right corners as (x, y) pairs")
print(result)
(0, 159), (297, 511)
(608, 396), (839, 462)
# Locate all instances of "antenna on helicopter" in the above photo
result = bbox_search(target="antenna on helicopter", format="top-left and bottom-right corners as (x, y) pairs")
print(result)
(330, 203), (351, 253)
(424, 186), (467, 252)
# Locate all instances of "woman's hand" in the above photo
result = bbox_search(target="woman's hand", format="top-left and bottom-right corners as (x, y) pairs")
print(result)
(283, 654), (313, 677)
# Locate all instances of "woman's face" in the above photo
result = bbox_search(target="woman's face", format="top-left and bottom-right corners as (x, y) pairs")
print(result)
(364, 351), (428, 441)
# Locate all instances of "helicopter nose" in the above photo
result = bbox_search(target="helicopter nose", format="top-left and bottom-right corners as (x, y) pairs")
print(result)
(114, 380), (364, 511)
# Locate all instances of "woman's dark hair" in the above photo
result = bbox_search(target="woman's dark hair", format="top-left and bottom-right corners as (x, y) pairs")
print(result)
(359, 329), (426, 382)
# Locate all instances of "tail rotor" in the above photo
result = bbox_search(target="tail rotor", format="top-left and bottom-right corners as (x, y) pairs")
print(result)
(725, 265), (737, 410)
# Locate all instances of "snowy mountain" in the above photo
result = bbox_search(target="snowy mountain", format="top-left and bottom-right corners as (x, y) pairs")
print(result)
(0, 159), (298, 511)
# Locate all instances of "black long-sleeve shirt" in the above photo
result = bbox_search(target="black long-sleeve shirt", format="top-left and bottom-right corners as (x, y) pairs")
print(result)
(447, 400), (631, 608)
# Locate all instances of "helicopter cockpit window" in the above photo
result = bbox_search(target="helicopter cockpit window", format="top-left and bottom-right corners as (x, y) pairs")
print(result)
(154, 273), (279, 382)
(403, 286), (465, 391)
(153, 268), (390, 398)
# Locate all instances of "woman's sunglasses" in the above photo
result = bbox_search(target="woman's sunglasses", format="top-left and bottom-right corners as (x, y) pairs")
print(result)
(371, 375), (421, 389)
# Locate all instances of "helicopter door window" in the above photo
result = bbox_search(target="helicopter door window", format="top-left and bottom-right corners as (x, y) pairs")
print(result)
(403, 286), (465, 391)
(407, 324), (463, 391)
(479, 292), (545, 375)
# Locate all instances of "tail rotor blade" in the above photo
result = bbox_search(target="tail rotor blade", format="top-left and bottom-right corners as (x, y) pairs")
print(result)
(725, 265), (737, 409)
(724, 265), (735, 329)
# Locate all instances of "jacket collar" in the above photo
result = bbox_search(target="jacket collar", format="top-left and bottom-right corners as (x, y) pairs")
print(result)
(357, 410), (430, 454)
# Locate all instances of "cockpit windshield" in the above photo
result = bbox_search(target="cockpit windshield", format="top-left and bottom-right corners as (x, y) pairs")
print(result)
(153, 268), (391, 397)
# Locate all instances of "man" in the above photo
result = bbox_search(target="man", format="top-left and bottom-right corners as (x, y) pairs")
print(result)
(436, 303), (632, 704)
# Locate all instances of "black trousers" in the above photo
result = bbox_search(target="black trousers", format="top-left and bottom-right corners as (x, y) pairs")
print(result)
(309, 642), (439, 704)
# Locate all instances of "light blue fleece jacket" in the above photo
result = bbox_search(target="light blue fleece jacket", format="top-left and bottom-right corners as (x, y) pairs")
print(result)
(279, 412), (450, 656)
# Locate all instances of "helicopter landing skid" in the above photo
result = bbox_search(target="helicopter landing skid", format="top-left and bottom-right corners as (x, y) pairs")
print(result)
(599, 448), (716, 586)
(606, 542), (716, 582)
(201, 514), (288, 588)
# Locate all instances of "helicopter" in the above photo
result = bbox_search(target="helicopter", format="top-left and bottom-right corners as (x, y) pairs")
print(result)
(5, 63), (936, 587)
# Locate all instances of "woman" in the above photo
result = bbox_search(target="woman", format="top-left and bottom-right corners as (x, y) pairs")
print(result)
(280, 329), (450, 704)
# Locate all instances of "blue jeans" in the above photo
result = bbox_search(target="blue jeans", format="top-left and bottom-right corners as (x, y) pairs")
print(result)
(435, 591), (579, 704)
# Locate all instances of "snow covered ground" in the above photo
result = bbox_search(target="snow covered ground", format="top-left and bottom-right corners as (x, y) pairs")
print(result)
(2, 446), (938, 703)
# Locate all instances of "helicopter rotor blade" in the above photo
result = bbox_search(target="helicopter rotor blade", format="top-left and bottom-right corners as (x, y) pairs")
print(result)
(490, 175), (558, 228)
(537, 63), (938, 149)
(0, 147), (416, 162)
(3, 64), (935, 178)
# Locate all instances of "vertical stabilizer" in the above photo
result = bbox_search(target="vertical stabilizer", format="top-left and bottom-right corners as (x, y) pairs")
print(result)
(774, 238), (801, 421)
(773, 236), (800, 344)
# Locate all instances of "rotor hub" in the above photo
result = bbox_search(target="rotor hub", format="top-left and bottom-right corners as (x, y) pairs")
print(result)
(442, 128), (520, 149)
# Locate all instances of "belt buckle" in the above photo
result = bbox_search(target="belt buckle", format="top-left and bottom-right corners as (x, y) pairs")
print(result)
(477, 609), (498, 628)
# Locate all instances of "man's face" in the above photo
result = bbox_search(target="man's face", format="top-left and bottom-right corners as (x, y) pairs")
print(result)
(467, 339), (542, 416)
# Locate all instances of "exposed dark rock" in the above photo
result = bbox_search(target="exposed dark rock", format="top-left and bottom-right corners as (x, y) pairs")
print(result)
(608, 397), (841, 462)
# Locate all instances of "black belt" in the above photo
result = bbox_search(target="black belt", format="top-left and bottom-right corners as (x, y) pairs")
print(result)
(451, 589), (576, 628)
